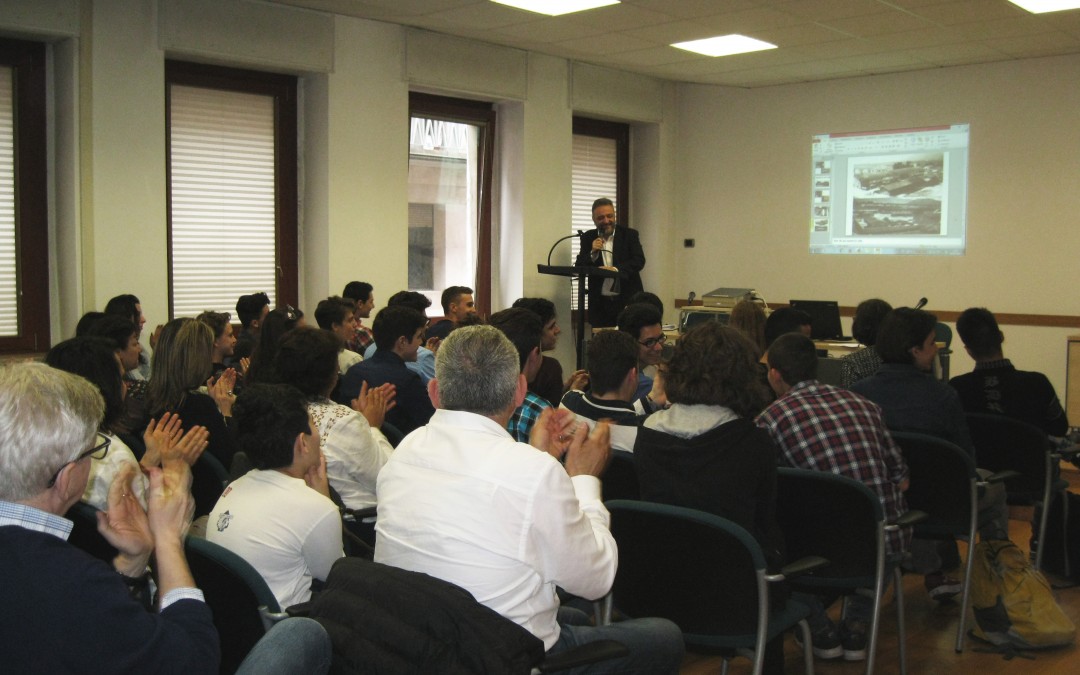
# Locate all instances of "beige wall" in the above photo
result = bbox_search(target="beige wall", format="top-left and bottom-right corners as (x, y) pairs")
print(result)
(673, 55), (1080, 395)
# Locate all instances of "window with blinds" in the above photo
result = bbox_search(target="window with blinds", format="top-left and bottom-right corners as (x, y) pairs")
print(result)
(166, 62), (297, 320)
(571, 118), (628, 312)
(0, 39), (47, 352)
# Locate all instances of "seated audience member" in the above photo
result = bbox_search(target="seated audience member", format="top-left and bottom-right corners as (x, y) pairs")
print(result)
(617, 302), (666, 407)
(274, 327), (395, 510)
(756, 333), (910, 661)
(342, 281), (376, 354)
(634, 323), (782, 567)
(0, 362), (220, 672)
(426, 285), (478, 342)
(729, 299), (768, 353)
(951, 307), (1068, 436)
(245, 306), (305, 385)
(83, 313), (150, 435)
(365, 291), (437, 384)
(208, 383), (344, 609)
(490, 308), (549, 442)
(196, 310), (238, 379)
(561, 329), (643, 453)
(341, 306), (434, 435)
(513, 297), (585, 407)
(852, 307), (1010, 599)
(763, 306), (813, 350)
(840, 299), (892, 388)
(231, 292), (271, 366)
(148, 318), (239, 468)
(75, 310), (107, 337)
(105, 293), (151, 380)
(375, 326), (684, 672)
(314, 296), (364, 375)
(628, 291), (664, 318)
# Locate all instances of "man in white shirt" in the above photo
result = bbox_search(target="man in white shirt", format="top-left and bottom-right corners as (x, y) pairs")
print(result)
(375, 326), (683, 673)
(209, 383), (344, 609)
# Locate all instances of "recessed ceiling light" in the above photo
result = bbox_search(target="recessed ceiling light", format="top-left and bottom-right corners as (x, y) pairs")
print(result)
(1007, 0), (1080, 12)
(491, 0), (620, 16)
(671, 34), (777, 58)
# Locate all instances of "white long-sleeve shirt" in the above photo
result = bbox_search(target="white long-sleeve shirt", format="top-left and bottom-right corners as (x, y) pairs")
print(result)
(374, 408), (617, 649)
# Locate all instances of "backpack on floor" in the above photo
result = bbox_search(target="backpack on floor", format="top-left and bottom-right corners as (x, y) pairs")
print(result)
(969, 540), (1076, 649)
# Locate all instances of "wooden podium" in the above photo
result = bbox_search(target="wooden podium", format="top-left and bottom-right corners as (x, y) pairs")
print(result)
(538, 264), (618, 369)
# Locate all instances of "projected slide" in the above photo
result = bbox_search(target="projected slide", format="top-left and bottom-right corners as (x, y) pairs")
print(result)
(810, 125), (968, 255)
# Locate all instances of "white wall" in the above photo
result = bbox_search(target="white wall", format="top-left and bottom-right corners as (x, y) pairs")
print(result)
(674, 55), (1080, 394)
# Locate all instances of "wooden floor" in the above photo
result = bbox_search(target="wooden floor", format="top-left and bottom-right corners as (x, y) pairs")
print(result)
(679, 465), (1080, 675)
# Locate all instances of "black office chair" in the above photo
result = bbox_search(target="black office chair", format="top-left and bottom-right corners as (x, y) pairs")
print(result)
(601, 450), (640, 501)
(816, 356), (846, 386)
(191, 451), (230, 518)
(775, 468), (926, 675)
(64, 501), (118, 565)
(184, 536), (289, 674)
(603, 499), (825, 675)
(890, 431), (1014, 652)
(965, 412), (1080, 573)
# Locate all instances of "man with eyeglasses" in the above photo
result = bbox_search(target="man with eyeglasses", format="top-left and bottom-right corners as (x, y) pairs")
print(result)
(617, 303), (666, 409)
(0, 362), (220, 671)
(575, 197), (646, 328)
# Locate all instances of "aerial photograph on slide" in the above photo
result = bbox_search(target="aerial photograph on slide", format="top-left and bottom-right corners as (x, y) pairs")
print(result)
(849, 153), (944, 236)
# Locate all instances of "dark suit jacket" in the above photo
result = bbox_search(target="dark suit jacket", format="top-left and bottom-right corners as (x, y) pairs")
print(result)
(575, 225), (646, 317)
(338, 350), (435, 435)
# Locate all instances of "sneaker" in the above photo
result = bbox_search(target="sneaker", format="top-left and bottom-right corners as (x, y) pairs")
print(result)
(841, 621), (868, 661)
(924, 571), (962, 601)
(794, 622), (843, 660)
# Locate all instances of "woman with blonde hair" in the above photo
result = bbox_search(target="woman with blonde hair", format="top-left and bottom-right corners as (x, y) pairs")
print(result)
(729, 299), (767, 354)
(148, 317), (238, 467)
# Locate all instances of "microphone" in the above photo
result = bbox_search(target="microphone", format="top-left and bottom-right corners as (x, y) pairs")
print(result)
(546, 233), (583, 267)
(914, 297), (928, 310)
(687, 291), (696, 306)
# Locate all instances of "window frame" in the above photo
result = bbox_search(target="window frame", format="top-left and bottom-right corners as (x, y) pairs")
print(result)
(164, 60), (298, 319)
(0, 38), (48, 353)
(408, 92), (495, 317)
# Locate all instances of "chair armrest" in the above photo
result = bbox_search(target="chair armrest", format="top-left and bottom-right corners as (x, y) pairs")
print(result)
(342, 505), (377, 521)
(258, 606), (291, 632)
(767, 555), (829, 582)
(892, 509), (928, 528)
(979, 470), (1020, 485)
(1054, 445), (1080, 461)
(537, 640), (629, 673)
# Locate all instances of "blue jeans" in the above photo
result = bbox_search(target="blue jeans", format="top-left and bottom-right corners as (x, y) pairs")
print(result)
(236, 617), (333, 675)
(548, 606), (684, 674)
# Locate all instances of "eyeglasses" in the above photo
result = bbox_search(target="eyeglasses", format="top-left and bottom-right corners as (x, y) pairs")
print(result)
(638, 334), (668, 349)
(46, 432), (111, 488)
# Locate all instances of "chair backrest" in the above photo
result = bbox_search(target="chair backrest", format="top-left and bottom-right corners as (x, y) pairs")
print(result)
(184, 536), (281, 674)
(192, 452), (230, 519)
(816, 356), (845, 386)
(64, 501), (118, 564)
(774, 468), (883, 583)
(602, 450), (640, 501)
(380, 421), (406, 448)
(606, 499), (765, 637)
(966, 412), (1049, 496)
(890, 431), (976, 537)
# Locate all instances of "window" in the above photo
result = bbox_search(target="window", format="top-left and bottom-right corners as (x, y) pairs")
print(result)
(165, 61), (297, 319)
(0, 39), (47, 352)
(408, 93), (494, 317)
(571, 117), (628, 313)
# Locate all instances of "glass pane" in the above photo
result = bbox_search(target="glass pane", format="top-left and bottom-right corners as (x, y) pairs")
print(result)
(169, 84), (277, 318)
(408, 116), (479, 316)
(0, 67), (15, 337)
(571, 134), (618, 311)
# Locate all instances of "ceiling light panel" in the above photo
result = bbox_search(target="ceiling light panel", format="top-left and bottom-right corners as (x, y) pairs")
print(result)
(671, 34), (778, 57)
(491, 0), (619, 16)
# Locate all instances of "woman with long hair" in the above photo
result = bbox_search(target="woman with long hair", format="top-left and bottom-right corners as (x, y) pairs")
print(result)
(148, 317), (237, 467)
(245, 306), (305, 385)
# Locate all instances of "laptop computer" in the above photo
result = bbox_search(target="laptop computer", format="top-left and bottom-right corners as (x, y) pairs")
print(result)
(789, 299), (851, 341)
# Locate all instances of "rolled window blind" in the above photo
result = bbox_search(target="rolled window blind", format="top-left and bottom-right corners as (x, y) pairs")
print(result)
(0, 67), (16, 336)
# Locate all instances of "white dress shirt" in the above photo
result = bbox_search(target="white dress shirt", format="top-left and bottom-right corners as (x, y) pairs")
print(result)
(374, 408), (617, 649)
(309, 398), (394, 510)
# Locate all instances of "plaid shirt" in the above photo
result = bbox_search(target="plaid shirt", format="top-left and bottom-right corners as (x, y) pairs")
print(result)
(347, 324), (375, 354)
(755, 380), (910, 556)
(508, 391), (550, 443)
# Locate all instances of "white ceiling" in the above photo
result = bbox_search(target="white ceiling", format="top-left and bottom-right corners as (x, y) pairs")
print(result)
(264, 0), (1080, 87)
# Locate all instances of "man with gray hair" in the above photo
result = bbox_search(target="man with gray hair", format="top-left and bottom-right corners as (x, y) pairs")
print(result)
(375, 326), (684, 673)
(0, 362), (220, 671)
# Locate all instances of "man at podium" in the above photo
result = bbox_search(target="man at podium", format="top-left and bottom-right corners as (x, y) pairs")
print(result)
(575, 197), (645, 328)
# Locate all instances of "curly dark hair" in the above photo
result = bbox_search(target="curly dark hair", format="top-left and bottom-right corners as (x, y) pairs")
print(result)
(233, 383), (311, 471)
(851, 298), (893, 347)
(664, 323), (770, 417)
(274, 326), (341, 398)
